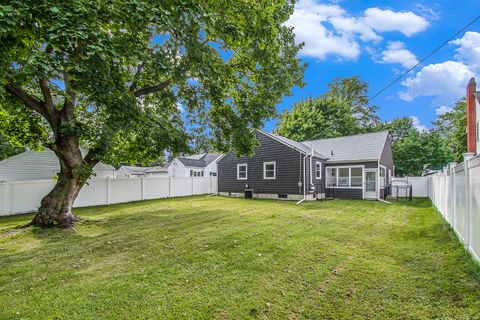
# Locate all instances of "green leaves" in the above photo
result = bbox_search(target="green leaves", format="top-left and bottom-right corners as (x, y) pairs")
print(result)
(0, 0), (303, 164)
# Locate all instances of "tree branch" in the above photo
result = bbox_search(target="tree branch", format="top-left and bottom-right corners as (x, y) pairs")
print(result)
(133, 80), (171, 97)
(5, 84), (51, 121)
(38, 79), (58, 127)
(129, 62), (145, 92)
(62, 69), (75, 121)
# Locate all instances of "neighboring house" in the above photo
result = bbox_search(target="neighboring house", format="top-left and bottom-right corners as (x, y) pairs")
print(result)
(118, 153), (222, 178)
(0, 148), (116, 182)
(117, 165), (156, 178)
(217, 130), (393, 201)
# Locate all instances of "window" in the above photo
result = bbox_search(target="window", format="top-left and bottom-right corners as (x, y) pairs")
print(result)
(379, 166), (386, 188)
(351, 168), (363, 187)
(190, 170), (193, 177)
(201, 171), (204, 177)
(338, 168), (349, 187)
(237, 164), (247, 180)
(326, 168), (337, 187)
(315, 161), (322, 179)
(209, 172), (217, 177)
(326, 166), (363, 188)
(263, 161), (276, 179)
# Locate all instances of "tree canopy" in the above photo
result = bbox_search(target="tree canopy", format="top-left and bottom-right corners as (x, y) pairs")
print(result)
(277, 76), (380, 140)
(0, 0), (304, 226)
(433, 99), (467, 163)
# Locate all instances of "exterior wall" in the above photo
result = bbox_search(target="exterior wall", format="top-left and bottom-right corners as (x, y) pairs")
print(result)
(324, 161), (378, 200)
(171, 159), (186, 177)
(204, 161), (218, 177)
(218, 131), (324, 197)
(0, 149), (115, 181)
(379, 137), (394, 198)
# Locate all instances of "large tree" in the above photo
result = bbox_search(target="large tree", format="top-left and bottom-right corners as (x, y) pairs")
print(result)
(276, 97), (359, 140)
(0, 0), (304, 227)
(276, 77), (380, 141)
(433, 99), (467, 163)
(391, 129), (451, 176)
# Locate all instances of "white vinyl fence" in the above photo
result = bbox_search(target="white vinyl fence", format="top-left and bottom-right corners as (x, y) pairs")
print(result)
(391, 176), (429, 198)
(0, 177), (217, 216)
(428, 154), (480, 263)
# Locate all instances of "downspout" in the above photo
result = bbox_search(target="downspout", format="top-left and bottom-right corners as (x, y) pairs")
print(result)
(296, 153), (308, 204)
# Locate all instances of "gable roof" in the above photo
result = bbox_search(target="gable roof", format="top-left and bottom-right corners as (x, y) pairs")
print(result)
(177, 152), (222, 167)
(303, 131), (389, 163)
(259, 130), (328, 159)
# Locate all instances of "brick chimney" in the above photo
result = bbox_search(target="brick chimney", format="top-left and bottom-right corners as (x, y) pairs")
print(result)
(466, 77), (477, 154)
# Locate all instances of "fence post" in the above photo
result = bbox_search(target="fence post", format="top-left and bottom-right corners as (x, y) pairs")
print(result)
(449, 163), (456, 229)
(106, 177), (111, 205)
(464, 153), (474, 249)
(191, 177), (194, 195)
(141, 177), (146, 200)
(169, 177), (172, 197)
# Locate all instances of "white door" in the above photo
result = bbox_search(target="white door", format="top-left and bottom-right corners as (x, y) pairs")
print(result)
(364, 169), (377, 199)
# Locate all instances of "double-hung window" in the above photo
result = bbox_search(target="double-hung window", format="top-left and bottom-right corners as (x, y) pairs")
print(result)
(315, 161), (322, 179)
(237, 164), (247, 180)
(263, 161), (276, 179)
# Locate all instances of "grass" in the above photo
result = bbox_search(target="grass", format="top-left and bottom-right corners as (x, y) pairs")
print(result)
(0, 196), (479, 319)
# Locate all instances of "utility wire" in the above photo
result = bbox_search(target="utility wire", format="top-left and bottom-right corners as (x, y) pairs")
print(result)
(369, 14), (480, 101)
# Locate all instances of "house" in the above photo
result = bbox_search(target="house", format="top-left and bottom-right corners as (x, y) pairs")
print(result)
(117, 165), (155, 178)
(0, 148), (116, 182)
(118, 153), (222, 178)
(217, 130), (393, 201)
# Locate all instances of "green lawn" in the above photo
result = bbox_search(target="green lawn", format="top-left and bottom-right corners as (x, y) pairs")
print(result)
(0, 197), (479, 319)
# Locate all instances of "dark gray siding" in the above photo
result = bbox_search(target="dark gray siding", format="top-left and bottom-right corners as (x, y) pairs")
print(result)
(218, 131), (325, 195)
(379, 137), (394, 184)
(379, 136), (394, 197)
(326, 188), (363, 199)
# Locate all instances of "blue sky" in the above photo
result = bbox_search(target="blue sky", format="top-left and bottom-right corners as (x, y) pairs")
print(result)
(262, 0), (480, 132)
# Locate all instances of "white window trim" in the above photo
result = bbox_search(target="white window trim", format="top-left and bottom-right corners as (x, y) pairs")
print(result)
(325, 165), (364, 189)
(237, 163), (247, 180)
(263, 161), (276, 180)
(315, 161), (322, 179)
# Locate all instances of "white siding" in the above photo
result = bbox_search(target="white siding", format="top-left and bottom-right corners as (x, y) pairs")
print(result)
(0, 149), (115, 181)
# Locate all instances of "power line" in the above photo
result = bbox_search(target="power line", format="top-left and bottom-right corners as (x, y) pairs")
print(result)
(369, 14), (480, 101)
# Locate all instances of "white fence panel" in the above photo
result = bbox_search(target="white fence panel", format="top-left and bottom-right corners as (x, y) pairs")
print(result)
(75, 178), (109, 207)
(469, 162), (480, 262)
(0, 176), (217, 216)
(171, 178), (193, 197)
(454, 167), (467, 241)
(428, 155), (480, 263)
(9, 180), (56, 214)
(193, 178), (212, 195)
(110, 178), (142, 204)
(144, 177), (170, 200)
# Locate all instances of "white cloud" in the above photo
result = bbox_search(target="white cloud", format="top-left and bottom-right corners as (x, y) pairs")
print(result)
(410, 116), (427, 131)
(435, 106), (452, 116)
(400, 61), (474, 106)
(451, 31), (480, 72)
(363, 7), (430, 36)
(286, 1), (430, 60)
(381, 41), (418, 68)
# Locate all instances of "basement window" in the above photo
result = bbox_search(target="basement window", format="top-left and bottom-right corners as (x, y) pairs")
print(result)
(277, 194), (288, 199)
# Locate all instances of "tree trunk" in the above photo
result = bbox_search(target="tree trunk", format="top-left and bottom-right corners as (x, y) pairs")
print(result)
(31, 137), (91, 228)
